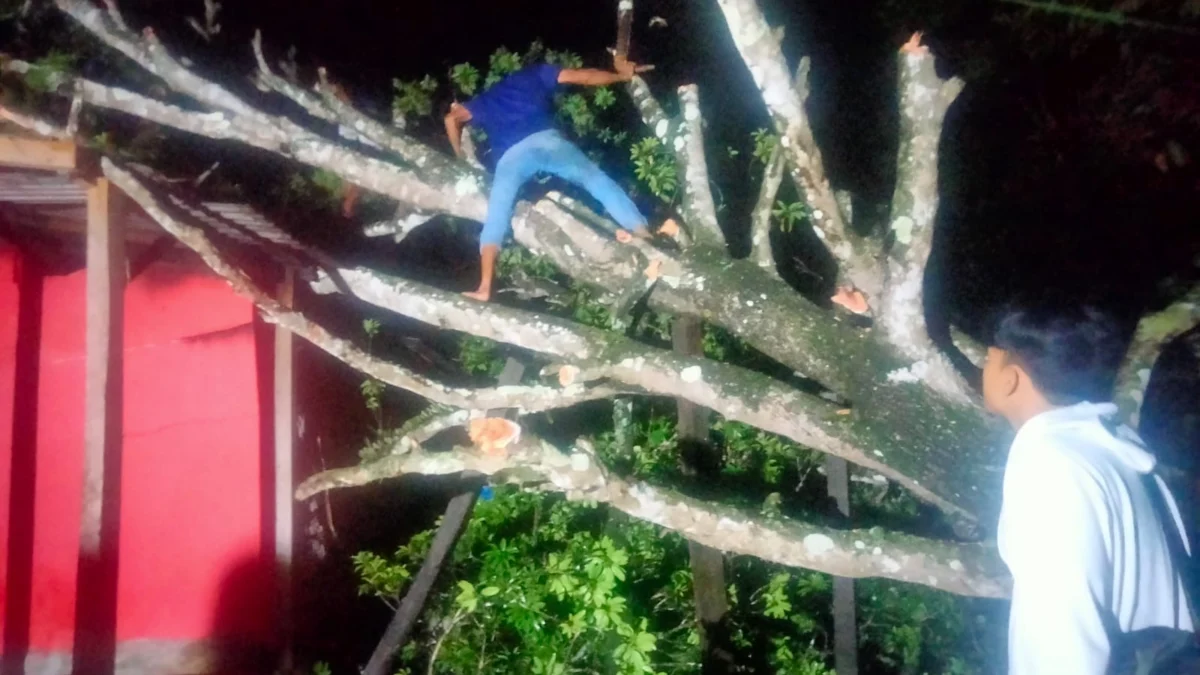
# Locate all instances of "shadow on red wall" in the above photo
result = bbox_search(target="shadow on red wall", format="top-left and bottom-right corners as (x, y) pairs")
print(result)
(2, 253), (42, 675)
(204, 554), (279, 675)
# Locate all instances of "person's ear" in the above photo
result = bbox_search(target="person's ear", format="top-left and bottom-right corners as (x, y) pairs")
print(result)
(999, 362), (1023, 399)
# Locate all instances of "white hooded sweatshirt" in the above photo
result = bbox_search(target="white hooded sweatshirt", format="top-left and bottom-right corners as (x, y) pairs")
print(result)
(998, 402), (1193, 674)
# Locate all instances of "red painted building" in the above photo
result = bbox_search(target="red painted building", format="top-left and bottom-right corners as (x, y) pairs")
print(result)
(0, 134), (300, 674)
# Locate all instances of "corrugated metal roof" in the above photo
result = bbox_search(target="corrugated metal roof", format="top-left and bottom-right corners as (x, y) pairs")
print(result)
(0, 169), (86, 204)
(0, 167), (320, 272)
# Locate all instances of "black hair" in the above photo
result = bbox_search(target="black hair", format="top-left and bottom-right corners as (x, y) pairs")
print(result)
(991, 299), (1130, 405)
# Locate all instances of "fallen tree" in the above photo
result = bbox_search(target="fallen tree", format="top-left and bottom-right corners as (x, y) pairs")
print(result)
(5, 0), (1196, 600)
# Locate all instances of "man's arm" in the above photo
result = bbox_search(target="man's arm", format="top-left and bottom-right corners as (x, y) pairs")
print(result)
(558, 54), (652, 87)
(444, 103), (472, 158)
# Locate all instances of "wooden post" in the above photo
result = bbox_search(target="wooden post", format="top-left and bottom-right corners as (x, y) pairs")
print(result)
(274, 269), (296, 675)
(362, 358), (525, 675)
(673, 317), (733, 674)
(827, 456), (859, 675)
(616, 0), (634, 60)
(72, 178), (125, 675)
(3, 250), (44, 673)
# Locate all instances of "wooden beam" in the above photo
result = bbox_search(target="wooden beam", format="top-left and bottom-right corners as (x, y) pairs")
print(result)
(72, 177), (125, 675)
(826, 456), (859, 675)
(673, 317), (735, 674)
(0, 135), (77, 171)
(362, 358), (525, 675)
(274, 269), (296, 674)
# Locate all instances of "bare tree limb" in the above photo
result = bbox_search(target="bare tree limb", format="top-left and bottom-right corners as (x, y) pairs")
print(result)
(749, 145), (784, 275)
(297, 433), (1010, 599)
(315, 68), (416, 151)
(1115, 281), (1200, 425)
(879, 35), (964, 359)
(0, 103), (70, 139)
(675, 85), (723, 248)
(710, 0), (883, 302)
(875, 35), (973, 403)
(251, 30), (337, 126)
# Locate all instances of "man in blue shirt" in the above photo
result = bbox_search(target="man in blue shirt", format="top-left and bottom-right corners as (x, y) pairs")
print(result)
(445, 55), (655, 302)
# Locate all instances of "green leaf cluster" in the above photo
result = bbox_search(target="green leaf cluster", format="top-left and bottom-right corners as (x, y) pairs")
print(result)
(630, 137), (678, 202)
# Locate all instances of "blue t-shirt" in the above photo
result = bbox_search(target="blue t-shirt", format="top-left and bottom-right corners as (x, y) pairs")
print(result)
(463, 63), (562, 159)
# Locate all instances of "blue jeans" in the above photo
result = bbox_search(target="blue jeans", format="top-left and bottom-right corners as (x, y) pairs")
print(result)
(480, 129), (648, 248)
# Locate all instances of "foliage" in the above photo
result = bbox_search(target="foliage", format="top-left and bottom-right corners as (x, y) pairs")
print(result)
(630, 137), (678, 202)
(449, 62), (481, 97)
(360, 319), (385, 430)
(751, 128), (780, 166)
(347, 482), (1003, 675)
(458, 335), (505, 378)
(544, 48), (584, 69)
(22, 51), (76, 92)
(391, 75), (439, 121)
(485, 47), (524, 88)
(772, 200), (809, 233)
(558, 92), (596, 136)
(593, 86), (617, 110)
(497, 246), (559, 281)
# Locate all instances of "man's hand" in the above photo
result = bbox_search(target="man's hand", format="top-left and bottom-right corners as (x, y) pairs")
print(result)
(444, 102), (472, 159)
(612, 53), (653, 82)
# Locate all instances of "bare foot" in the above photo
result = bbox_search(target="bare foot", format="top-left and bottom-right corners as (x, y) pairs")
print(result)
(462, 289), (491, 302)
(616, 227), (652, 244)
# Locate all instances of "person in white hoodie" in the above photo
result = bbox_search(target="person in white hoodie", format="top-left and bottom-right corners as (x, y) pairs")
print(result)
(983, 301), (1194, 674)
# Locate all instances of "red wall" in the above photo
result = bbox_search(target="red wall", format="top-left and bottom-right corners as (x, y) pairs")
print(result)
(0, 246), (276, 656)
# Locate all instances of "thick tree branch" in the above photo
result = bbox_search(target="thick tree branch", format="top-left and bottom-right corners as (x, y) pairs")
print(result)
(297, 433), (1009, 598)
(316, 266), (982, 522)
(101, 158), (630, 415)
(1115, 281), (1200, 424)
(41, 73), (460, 215)
(626, 76), (669, 132)
(55, 0), (268, 123)
(711, 0), (883, 301)
(877, 35), (972, 402)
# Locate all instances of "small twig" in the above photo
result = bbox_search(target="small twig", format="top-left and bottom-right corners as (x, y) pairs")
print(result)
(101, 0), (130, 32)
(65, 90), (83, 136)
(426, 609), (467, 675)
(193, 161), (220, 187)
(317, 436), (339, 543)
(999, 0), (1200, 35)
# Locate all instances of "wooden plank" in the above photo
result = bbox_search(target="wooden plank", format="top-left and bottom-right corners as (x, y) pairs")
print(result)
(673, 317), (734, 674)
(72, 177), (125, 675)
(0, 136), (77, 171)
(274, 268), (296, 675)
(826, 456), (859, 675)
(362, 358), (526, 675)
